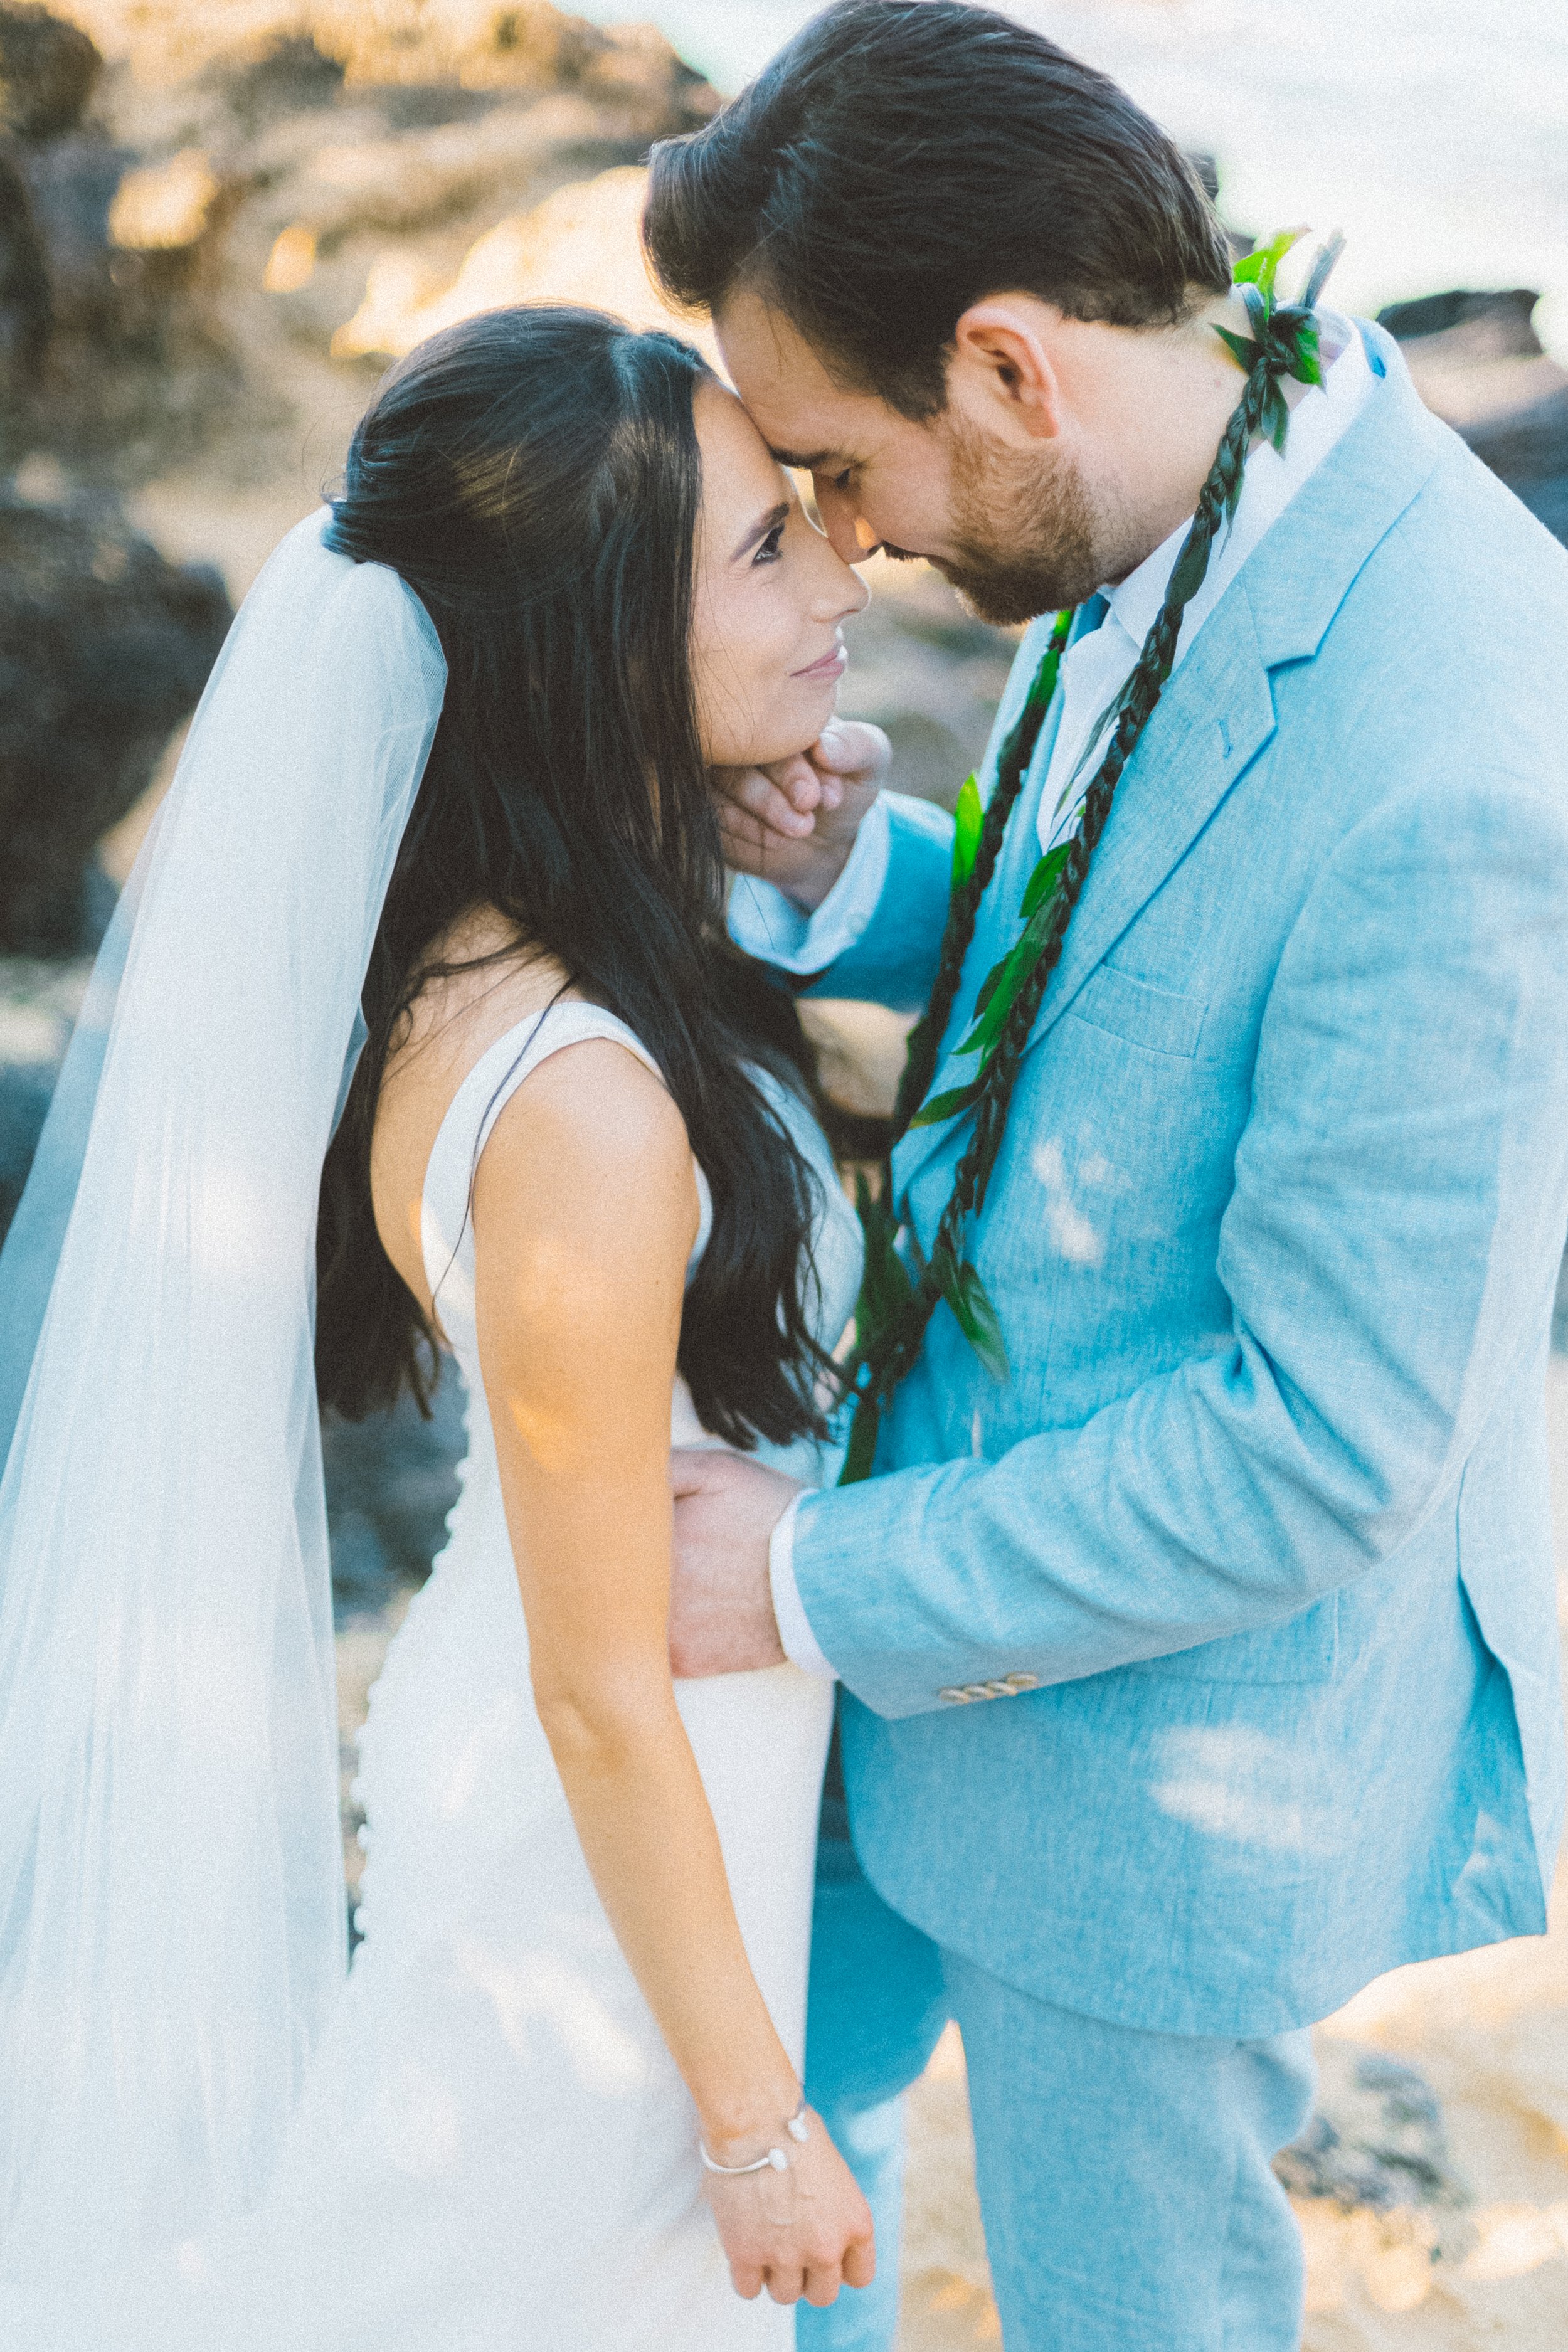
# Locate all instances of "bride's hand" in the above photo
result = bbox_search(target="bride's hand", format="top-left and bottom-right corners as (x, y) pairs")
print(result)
(704, 2106), (876, 2307)
(712, 719), (891, 911)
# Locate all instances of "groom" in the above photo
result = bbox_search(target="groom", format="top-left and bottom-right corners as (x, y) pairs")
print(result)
(644, 4), (1568, 2346)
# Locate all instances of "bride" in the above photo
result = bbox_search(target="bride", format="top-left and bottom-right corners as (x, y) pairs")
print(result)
(0, 305), (884, 2346)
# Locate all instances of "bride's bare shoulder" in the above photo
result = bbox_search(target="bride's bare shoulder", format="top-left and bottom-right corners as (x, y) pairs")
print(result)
(369, 908), (579, 1306)
(389, 906), (575, 1090)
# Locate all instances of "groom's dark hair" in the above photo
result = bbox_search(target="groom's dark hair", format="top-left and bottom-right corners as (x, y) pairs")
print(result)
(644, 0), (1232, 418)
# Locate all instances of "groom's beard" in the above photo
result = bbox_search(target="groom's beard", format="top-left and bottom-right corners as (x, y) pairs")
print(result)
(935, 419), (1103, 627)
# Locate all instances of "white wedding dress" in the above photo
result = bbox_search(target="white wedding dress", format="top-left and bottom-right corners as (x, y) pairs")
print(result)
(257, 1001), (861, 2349)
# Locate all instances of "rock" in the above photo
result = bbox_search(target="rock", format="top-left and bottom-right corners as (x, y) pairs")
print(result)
(272, 93), (605, 257)
(309, 1), (718, 134)
(0, 951), (85, 1242)
(1380, 287), (1568, 547)
(107, 145), (225, 258)
(0, 146), (49, 403)
(1463, 384), (1568, 547)
(18, 128), (134, 339)
(0, 492), (231, 952)
(0, 3), (100, 142)
(1276, 2041), (1475, 2267)
(322, 1365), (467, 1618)
(1378, 286), (1544, 357)
(9, 120), (245, 477)
(203, 29), (345, 135)
(0, 1054), (54, 1240)
(332, 160), (712, 359)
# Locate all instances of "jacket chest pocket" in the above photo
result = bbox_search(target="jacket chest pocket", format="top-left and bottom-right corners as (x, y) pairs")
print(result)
(1064, 963), (1210, 1059)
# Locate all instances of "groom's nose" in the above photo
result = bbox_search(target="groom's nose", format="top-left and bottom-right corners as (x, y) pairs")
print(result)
(812, 474), (872, 566)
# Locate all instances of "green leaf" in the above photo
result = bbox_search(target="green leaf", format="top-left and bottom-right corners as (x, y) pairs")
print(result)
(1019, 840), (1069, 923)
(839, 1392), (881, 1485)
(908, 1078), (982, 1129)
(1240, 282), (1271, 337)
(1167, 525), (1212, 612)
(1232, 226), (1306, 302)
(1290, 321), (1324, 388)
(951, 773), (983, 890)
(956, 935), (1034, 1060)
(935, 1254), (1010, 1384)
(973, 948), (1012, 1020)
(852, 1170), (914, 1338)
(1212, 324), (1258, 374)
(1262, 378), (1290, 454)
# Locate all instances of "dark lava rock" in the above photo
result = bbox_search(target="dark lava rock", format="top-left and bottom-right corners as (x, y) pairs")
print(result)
(13, 128), (245, 479)
(1380, 287), (1568, 548)
(205, 30), (346, 135)
(323, 1368), (467, 1621)
(17, 129), (136, 341)
(0, 145), (48, 397)
(1378, 287), (1544, 354)
(1464, 385), (1568, 547)
(0, 3), (100, 142)
(0, 1051), (53, 1241)
(0, 494), (231, 952)
(1276, 2043), (1473, 2263)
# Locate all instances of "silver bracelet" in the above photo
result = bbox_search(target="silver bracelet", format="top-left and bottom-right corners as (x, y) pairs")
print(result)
(700, 2101), (810, 2176)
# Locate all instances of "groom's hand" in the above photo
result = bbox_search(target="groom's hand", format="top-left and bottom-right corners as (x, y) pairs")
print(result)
(711, 719), (889, 912)
(667, 1449), (804, 1677)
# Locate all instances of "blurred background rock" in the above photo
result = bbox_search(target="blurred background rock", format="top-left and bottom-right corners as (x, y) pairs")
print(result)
(1, 5), (1565, 2343)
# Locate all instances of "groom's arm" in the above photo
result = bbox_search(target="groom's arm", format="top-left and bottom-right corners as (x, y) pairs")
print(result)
(728, 791), (954, 1014)
(785, 770), (1568, 1717)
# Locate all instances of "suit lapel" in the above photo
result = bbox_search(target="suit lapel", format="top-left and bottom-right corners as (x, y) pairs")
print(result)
(1020, 593), (1276, 1051)
(893, 325), (1445, 1197)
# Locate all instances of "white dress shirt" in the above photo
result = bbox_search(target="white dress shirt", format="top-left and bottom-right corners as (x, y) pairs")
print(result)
(738, 317), (1374, 1679)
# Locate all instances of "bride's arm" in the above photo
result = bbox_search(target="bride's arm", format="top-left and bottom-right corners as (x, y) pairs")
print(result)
(470, 1037), (873, 2307)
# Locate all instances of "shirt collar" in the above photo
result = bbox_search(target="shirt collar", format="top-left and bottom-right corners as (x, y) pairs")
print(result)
(1102, 310), (1375, 661)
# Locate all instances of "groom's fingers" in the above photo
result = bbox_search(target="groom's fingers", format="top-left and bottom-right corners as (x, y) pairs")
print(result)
(728, 2260), (765, 2301)
(802, 2262), (844, 2307)
(713, 758), (824, 844)
(765, 2265), (807, 2304)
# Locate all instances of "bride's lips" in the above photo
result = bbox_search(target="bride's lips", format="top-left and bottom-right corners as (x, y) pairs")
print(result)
(790, 641), (849, 682)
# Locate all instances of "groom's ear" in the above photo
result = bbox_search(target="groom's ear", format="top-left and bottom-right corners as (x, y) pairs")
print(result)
(948, 298), (1064, 445)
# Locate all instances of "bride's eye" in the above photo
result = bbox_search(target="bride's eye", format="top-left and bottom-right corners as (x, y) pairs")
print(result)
(751, 521), (787, 566)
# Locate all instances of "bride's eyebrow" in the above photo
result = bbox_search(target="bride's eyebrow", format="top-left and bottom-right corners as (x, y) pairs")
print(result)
(731, 500), (790, 560)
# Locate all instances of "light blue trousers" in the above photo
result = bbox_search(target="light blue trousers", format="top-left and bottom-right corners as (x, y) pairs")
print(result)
(802, 1806), (1315, 2352)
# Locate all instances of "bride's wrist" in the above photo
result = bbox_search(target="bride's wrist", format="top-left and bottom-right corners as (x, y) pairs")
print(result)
(699, 2077), (805, 2167)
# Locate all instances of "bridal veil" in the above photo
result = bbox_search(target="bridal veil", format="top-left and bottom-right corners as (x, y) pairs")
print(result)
(0, 512), (445, 2322)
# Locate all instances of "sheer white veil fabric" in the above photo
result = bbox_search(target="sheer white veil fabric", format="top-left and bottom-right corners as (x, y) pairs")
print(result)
(0, 510), (445, 2325)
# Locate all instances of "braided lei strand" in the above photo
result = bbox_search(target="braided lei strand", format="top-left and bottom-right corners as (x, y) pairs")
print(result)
(838, 228), (1344, 1486)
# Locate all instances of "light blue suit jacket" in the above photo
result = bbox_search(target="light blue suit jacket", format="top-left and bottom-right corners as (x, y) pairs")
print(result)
(788, 326), (1568, 2038)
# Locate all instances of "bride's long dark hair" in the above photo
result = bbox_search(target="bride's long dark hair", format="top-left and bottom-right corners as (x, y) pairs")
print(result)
(316, 305), (831, 1449)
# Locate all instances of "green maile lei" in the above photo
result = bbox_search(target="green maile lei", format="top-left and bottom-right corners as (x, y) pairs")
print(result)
(837, 228), (1343, 1486)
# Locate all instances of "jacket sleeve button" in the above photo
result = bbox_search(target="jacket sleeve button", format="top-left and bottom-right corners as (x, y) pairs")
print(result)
(938, 1686), (970, 1704)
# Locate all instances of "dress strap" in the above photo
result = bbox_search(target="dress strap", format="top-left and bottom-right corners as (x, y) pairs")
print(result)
(419, 1002), (712, 1323)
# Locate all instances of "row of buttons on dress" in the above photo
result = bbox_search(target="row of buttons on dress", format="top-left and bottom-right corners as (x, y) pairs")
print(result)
(937, 1671), (1041, 1705)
